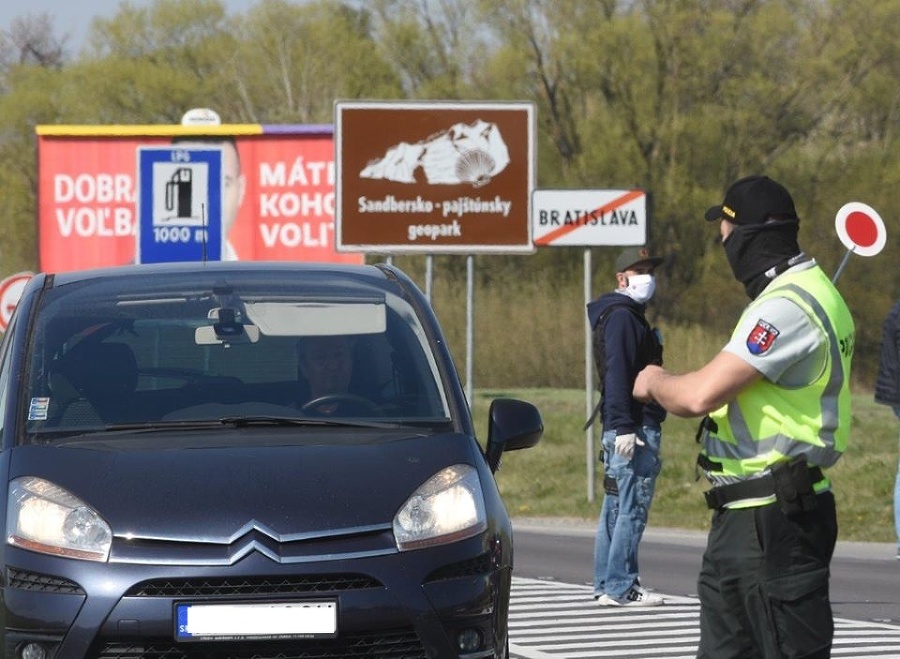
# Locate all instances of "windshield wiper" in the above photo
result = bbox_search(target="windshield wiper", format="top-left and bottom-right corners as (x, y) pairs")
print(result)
(90, 420), (233, 433)
(218, 416), (403, 429)
(29, 420), (226, 441)
(98, 416), (405, 432)
(35, 416), (439, 441)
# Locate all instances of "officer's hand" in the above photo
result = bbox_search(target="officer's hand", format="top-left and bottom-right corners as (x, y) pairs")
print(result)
(633, 365), (665, 402)
(614, 433), (645, 459)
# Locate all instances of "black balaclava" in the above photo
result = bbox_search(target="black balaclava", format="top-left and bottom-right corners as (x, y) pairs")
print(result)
(723, 219), (801, 299)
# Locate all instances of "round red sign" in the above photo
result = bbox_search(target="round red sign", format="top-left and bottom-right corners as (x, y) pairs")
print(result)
(834, 202), (886, 257)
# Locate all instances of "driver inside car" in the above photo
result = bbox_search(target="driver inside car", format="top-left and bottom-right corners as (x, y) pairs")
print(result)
(298, 334), (380, 416)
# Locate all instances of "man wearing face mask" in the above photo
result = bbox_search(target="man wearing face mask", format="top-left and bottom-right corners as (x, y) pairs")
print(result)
(586, 247), (666, 607)
(634, 176), (854, 657)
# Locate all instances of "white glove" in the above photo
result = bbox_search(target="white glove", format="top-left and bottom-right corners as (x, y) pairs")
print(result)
(614, 433), (645, 459)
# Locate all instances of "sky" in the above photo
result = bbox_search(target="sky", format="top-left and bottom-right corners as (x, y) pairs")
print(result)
(1, 0), (262, 53)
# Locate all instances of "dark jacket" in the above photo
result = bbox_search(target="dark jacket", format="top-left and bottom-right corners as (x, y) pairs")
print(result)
(587, 291), (666, 435)
(876, 300), (900, 407)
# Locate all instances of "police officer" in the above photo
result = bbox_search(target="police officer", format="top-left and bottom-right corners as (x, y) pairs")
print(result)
(633, 175), (854, 658)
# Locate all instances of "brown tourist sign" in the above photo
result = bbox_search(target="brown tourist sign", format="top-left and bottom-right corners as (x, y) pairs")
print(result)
(334, 101), (536, 253)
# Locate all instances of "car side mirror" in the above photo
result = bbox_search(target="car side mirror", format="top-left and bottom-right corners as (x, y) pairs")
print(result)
(485, 398), (543, 473)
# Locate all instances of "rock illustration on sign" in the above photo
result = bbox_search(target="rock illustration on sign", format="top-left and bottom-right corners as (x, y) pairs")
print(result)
(360, 119), (510, 188)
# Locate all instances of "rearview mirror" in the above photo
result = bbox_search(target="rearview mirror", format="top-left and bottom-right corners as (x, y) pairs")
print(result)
(195, 307), (260, 345)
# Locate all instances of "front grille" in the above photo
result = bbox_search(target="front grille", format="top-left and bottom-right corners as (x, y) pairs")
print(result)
(125, 573), (382, 598)
(91, 628), (426, 659)
(6, 567), (84, 593)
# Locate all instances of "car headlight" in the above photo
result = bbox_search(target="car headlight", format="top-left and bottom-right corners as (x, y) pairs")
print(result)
(7, 476), (112, 561)
(393, 464), (487, 551)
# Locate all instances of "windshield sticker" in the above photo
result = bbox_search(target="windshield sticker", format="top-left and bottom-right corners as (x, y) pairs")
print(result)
(28, 397), (50, 421)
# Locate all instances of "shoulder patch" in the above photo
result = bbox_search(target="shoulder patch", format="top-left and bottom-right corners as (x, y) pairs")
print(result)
(746, 319), (780, 355)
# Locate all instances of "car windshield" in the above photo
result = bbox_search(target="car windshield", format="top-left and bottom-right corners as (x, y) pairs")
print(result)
(23, 269), (451, 444)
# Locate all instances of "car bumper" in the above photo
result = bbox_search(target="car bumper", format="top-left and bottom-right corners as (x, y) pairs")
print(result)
(1, 532), (511, 659)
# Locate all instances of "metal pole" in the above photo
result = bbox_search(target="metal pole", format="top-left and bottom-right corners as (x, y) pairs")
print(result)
(832, 247), (854, 284)
(585, 249), (595, 502)
(425, 254), (433, 302)
(466, 254), (474, 406)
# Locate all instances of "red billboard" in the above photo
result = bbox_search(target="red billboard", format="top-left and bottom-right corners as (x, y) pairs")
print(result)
(36, 124), (364, 272)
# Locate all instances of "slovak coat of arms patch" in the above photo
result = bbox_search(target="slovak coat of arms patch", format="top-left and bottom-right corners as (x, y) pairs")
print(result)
(746, 319), (780, 355)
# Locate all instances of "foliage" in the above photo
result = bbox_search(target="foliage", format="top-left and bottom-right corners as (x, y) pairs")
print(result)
(227, 0), (403, 123)
(0, 0), (899, 388)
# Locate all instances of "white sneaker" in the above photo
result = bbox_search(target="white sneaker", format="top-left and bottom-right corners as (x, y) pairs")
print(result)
(632, 583), (655, 597)
(597, 586), (663, 607)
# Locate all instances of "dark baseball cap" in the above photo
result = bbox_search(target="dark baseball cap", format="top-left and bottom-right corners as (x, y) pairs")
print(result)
(615, 247), (663, 273)
(704, 175), (798, 225)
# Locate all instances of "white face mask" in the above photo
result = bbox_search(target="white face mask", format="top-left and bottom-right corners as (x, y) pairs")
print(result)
(623, 273), (656, 303)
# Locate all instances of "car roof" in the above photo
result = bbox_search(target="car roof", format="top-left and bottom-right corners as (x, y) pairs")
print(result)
(48, 261), (394, 287)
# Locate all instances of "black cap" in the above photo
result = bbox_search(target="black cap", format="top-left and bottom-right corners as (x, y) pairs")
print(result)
(704, 175), (798, 225)
(615, 247), (663, 273)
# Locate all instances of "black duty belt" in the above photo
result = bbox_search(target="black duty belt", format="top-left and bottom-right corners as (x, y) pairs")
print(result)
(704, 466), (824, 510)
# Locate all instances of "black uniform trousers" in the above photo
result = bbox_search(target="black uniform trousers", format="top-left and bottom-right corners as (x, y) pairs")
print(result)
(697, 491), (837, 659)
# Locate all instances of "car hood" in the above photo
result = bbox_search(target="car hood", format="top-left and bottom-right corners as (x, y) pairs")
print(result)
(9, 430), (482, 544)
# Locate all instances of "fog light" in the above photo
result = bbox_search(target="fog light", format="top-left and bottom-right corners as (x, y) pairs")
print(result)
(456, 628), (483, 653)
(20, 643), (48, 659)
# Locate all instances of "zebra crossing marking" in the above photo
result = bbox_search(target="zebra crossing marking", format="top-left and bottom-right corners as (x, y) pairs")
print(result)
(509, 576), (900, 659)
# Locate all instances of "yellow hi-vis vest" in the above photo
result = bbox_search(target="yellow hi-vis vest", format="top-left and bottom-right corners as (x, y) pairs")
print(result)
(700, 265), (854, 502)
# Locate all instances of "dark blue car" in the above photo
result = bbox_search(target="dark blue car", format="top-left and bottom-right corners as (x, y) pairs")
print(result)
(0, 261), (541, 658)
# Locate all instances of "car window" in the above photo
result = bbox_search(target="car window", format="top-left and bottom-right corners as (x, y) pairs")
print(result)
(22, 274), (450, 443)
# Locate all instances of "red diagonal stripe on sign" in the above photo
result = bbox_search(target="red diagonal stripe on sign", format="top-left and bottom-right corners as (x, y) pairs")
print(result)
(534, 189), (644, 246)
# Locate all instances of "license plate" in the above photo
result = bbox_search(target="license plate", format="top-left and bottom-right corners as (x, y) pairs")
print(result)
(175, 600), (337, 641)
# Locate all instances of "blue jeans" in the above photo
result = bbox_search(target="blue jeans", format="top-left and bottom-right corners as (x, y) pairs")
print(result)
(594, 426), (662, 598)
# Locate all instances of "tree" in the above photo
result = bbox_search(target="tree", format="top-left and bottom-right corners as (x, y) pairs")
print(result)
(0, 12), (67, 73)
(360, 0), (491, 99)
(0, 13), (71, 272)
(79, 0), (238, 124)
(225, 0), (403, 124)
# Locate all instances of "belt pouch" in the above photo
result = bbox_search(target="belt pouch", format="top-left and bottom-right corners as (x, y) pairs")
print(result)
(771, 456), (817, 517)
